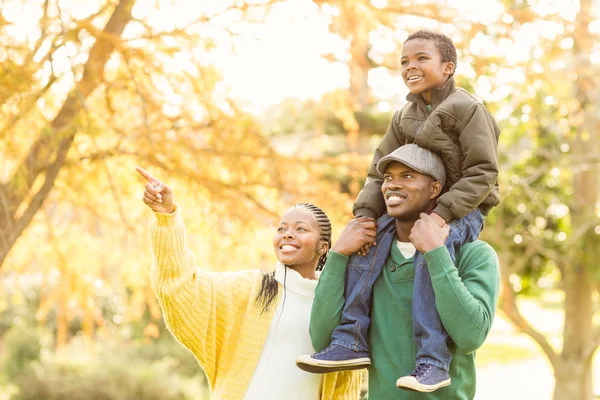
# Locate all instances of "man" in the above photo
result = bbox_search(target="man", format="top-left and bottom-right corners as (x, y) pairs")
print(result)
(305, 145), (500, 399)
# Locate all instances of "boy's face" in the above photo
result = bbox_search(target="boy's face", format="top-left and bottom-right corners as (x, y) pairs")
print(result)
(400, 38), (455, 104)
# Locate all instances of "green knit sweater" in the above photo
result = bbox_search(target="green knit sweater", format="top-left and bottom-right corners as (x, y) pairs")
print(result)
(310, 241), (500, 399)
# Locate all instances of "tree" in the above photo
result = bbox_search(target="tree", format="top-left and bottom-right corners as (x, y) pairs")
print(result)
(476, 1), (600, 398)
(0, 0), (136, 268)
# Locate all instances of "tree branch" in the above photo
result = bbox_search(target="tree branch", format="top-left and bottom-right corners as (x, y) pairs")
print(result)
(498, 250), (560, 368)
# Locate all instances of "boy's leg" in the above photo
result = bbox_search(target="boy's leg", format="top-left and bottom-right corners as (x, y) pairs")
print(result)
(296, 218), (397, 373)
(397, 209), (484, 392)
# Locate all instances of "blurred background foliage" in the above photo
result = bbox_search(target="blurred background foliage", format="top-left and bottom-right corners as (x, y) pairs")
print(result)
(0, 0), (599, 398)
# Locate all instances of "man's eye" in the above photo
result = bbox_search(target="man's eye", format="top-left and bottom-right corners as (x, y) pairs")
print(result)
(384, 176), (392, 181)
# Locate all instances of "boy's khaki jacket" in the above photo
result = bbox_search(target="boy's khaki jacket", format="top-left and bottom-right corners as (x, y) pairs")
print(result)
(354, 77), (500, 222)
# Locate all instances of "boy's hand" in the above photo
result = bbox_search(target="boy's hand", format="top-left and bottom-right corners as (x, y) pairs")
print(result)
(331, 217), (377, 257)
(409, 213), (450, 253)
(430, 212), (447, 227)
(135, 166), (175, 214)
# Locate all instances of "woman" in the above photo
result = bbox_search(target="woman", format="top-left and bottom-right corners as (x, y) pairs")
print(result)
(136, 166), (362, 400)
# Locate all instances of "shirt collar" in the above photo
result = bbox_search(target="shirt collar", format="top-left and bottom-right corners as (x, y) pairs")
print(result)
(406, 76), (456, 110)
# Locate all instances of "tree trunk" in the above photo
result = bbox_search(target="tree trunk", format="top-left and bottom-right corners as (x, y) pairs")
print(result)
(554, 0), (600, 398)
(554, 358), (593, 400)
(0, 0), (136, 269)
(345, 10), (371, 153)
(554, 264), (595, 399)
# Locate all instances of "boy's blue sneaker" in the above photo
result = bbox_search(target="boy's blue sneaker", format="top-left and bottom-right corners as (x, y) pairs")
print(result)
(396, 363), (451, 392)
(296, 344), (371, 373)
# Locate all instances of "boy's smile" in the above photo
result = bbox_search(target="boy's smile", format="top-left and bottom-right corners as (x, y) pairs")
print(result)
(401, 38), (454, 105)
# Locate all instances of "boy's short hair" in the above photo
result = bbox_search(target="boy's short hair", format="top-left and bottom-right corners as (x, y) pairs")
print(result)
(405, 30), (457, 70)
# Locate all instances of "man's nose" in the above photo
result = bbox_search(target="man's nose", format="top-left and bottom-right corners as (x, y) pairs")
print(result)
(387, 180), (404, 190)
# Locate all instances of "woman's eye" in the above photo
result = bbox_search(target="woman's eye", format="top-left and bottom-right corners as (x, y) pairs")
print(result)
(277, 227), (285, 232)
(297, 227), (307, 232)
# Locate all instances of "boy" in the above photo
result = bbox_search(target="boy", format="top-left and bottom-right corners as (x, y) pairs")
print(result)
(296, 30), (500, 393)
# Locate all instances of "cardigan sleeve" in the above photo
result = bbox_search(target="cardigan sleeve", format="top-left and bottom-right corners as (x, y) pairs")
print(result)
(149, 206), (258, 386)
(327, 370), (363, 400)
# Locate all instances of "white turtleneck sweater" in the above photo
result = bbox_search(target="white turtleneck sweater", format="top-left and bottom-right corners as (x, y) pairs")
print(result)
(244, 263), (322, 400)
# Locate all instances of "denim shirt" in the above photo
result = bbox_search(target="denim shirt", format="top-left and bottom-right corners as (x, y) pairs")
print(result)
(347, 214), (397, 271)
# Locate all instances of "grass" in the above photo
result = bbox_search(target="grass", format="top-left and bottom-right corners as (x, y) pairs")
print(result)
(476, 342), (537, 368)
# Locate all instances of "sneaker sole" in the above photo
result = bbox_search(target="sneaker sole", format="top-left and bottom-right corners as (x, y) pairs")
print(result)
(296, 356), (371, 374)
(396, 377), (451, 392)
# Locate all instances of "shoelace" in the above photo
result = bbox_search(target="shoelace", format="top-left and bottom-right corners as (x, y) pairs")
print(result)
(315, 344), (336, 356)
(411, 363), (432, 378)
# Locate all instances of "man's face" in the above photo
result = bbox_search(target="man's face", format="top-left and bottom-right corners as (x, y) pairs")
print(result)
(400, 38), (454, 104)
(381, 161), (442, 221)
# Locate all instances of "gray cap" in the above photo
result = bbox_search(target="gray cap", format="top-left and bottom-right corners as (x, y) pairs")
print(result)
(376, 144), (446, 185)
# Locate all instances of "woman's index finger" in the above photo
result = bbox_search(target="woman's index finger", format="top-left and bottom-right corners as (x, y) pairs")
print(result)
(135, 166), (159, 184)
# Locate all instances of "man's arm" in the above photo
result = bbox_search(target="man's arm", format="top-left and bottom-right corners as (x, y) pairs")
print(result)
(409, 213), (500, 353)
(310, 251), (349, 351)
(310, 217), (377, 351)
(425, 242), (500, 353)
(353, 109), (405, 219)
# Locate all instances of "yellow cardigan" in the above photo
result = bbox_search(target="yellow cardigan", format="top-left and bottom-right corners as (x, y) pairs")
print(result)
(150, 209), (362, 400)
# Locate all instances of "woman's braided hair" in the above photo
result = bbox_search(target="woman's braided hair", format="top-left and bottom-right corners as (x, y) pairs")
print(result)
(255, 203), (332, 313)
(293, 202), (332, 271)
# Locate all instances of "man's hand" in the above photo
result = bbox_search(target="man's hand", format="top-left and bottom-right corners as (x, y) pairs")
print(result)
(331, 217), (377, 257)
(409, 213), (450, 253)
(135, 166), (175, 214)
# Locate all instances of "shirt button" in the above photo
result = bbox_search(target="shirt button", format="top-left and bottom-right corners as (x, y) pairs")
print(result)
(391, 265), (397, 272)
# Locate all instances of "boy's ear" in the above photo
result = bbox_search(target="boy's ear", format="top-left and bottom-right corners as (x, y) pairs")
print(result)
(444, 62), (455, 75)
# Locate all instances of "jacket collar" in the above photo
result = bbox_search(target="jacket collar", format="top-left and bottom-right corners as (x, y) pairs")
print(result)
(406, 76), (456, 111)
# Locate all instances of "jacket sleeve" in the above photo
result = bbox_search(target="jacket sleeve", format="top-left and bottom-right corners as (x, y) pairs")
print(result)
(149, 207), (255, 385)
(424, 241), (500, 353)
(434, 103), (499, 222)
(353, 109), (406, 219)
(310, 251), (349, 352)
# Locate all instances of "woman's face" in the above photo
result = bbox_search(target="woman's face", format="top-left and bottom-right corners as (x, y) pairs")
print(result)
(273, 207), (324, 270)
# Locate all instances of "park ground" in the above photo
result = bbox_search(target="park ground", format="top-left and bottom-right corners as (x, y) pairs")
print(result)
(475, 291), (592, 399)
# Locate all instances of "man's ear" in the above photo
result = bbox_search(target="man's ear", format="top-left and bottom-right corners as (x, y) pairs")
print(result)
(444, 61), (455, 76)
(430, 180), (443, 199)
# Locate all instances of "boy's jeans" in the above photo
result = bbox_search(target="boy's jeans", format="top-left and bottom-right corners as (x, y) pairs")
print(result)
(330, 209), (484, 371)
